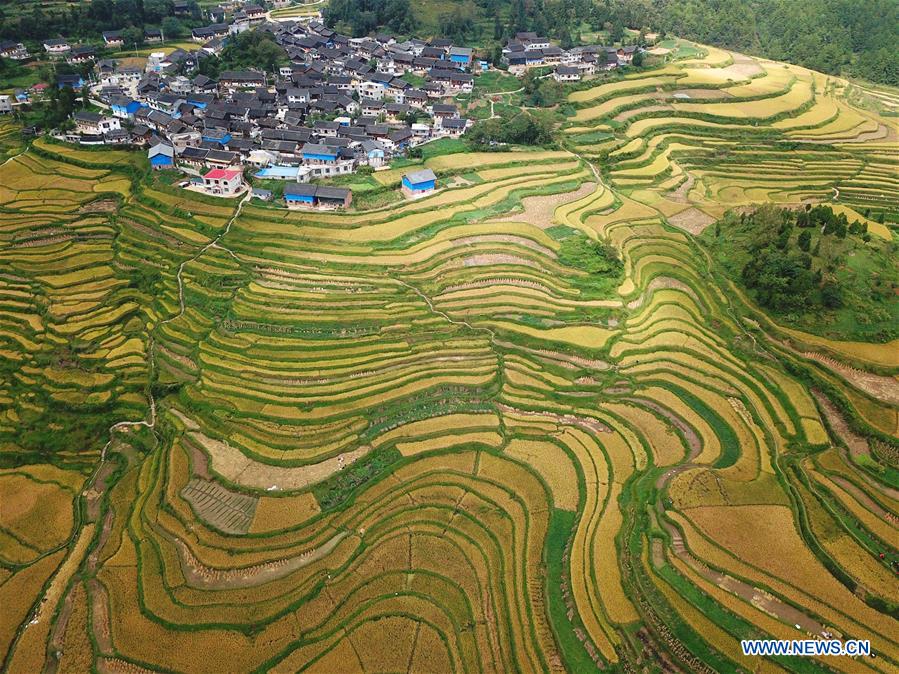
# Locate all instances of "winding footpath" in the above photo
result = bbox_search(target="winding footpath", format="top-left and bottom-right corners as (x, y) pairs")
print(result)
(7, 188), (253, 669)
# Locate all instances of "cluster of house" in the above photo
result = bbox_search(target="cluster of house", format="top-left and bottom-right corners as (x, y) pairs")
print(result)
(503, 31), (639, 80)
(51, 14), (483, 209)
(2, 0), (648, 209)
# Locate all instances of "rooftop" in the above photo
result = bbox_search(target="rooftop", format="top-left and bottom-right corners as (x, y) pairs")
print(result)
(204, 168), (242, 180)
(404, 168), (436, 184)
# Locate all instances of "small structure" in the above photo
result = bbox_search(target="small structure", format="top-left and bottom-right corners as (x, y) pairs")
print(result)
(553, 65), (581, 82)
(102, 31), (125, 48)
(43, 39), (71, 56)
(57, 74), (85, 90)
(73, 111), (121, 136)
(251, 187), (272, 201)
(284, 183), (318, 208)
(202, 168), (243, 196)
(402, 168), (436, 198)
(148, 143), (174, 170)
(254, 165), (302, 181)
(360, 140), (386, 168)
(283, 184), (352, 210)
(316, 186), (352, 210)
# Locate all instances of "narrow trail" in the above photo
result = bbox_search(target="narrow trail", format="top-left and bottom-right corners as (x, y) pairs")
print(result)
(162, 188), (253, 327)
(7, 188), (253, 670)
(574, 148), (831, 640)
(0, 147), (27, 169)
(391, 274), (497, 343)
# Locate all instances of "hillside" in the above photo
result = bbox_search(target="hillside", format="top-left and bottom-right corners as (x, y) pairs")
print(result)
(655, 0), (899, 86)
(703, 204), (898, 342)
(1, 40), (898, 674)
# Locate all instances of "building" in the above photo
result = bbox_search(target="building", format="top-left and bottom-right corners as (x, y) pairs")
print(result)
(283, 184), (352, 209)
(284, 183), (318, 208)
(192, 24), (230, 42)
(218, 70), (266, 90)
(0, 96), (12, 114)
(148, 143), (175, 170)
(251, 187), (272, 201)
(448, 47), (473, 67)
(402, 168), (436, 198)
(110, 96), (145, 119)
(255, 165), (303, 181)
(103, 31), (125, 48)
(553, 65), (581, 82)
(73, 111), (121, 136)
(202, 168), (243, 195)
(0, 41), (29, 60)
(43, 39), (71, 56)
(316, 186), (352, 209)
(67, 45), (97, 65)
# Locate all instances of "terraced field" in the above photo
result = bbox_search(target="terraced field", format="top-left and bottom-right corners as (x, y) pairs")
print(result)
(1, 42), (897, 673)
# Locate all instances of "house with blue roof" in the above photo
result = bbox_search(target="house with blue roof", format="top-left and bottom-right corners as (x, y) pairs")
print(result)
(302, 143), (339, 163)
(449, 47), (473, 67)
(110, 96), (145, 120)
(284, 183), (318, 207)
(402, 168), (436, 198)
(254, 165), (302, 181)
(203, 128), (232, 145)
(57, 74), (85, 90)
(148, 143), (174, 170)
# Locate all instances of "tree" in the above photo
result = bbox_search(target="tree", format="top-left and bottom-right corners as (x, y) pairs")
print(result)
(532, 78), (563, 107)
(821, 281), (843, 309)
(834, 220), (847, 238)
(632, 50), (645, 67)
(491, 45), (504, 67)
(144, 0), (174, 24)
(218, 29), (287, 74)
(122, 26), (144, 49)
(466, 111), (554, 148)
(161, 16), (184, 39)
(609, 22), (624, 43)
(797, 229), (812, 251)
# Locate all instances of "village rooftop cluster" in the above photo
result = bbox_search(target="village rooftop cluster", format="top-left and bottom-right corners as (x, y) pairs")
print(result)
(0, 4), (642, 210)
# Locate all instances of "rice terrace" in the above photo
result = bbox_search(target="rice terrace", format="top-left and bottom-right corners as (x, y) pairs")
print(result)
(1, 5), (898, 674)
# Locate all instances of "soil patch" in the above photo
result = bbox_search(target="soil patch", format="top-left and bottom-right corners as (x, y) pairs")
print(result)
(667, 207), (716, 234)
(490, 181), (597, 229)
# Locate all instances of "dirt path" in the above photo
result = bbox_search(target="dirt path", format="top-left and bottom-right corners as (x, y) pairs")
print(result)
(802, 352), (899, 405)
(812, 391), (899, 502)
(654, 463), (828, 638)
(627, 398), (701, 460)
(170, 530), (352, 590)
(828, 475), (896, 520)
(666, 207), (716, 235)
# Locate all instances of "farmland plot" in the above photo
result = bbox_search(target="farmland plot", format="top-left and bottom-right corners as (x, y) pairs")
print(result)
(1, 42), (897, 674)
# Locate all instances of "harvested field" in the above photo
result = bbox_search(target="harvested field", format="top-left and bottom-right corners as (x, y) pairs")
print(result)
(2, 41), (897, 674)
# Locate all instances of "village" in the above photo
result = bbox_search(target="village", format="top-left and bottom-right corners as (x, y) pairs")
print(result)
(0, 2), (641, 210)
